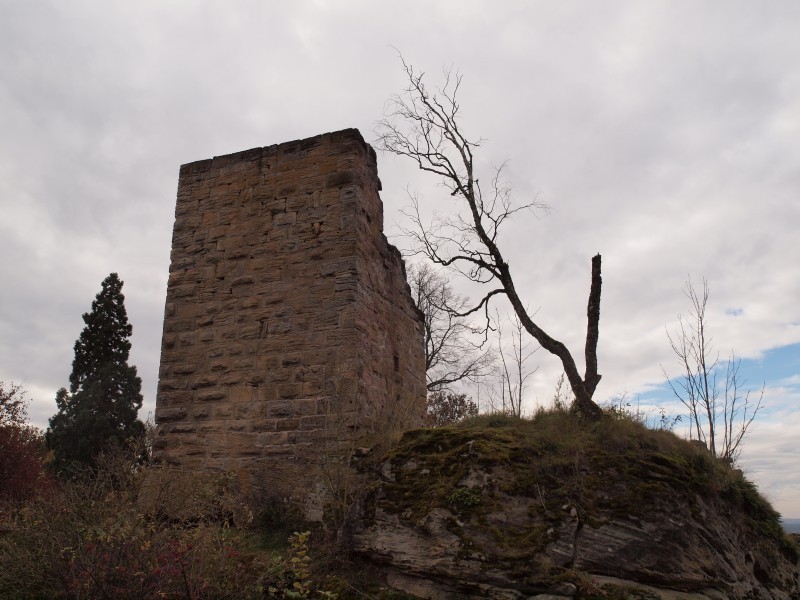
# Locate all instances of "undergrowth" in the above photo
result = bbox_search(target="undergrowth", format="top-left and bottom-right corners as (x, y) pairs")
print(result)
(1, 407), (794, 599)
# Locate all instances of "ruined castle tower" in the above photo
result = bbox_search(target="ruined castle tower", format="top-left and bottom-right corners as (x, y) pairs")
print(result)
(153, 129), (426, 515)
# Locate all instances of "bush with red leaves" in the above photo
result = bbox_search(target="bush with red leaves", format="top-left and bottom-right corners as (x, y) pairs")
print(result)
(0, 382), (51, 501)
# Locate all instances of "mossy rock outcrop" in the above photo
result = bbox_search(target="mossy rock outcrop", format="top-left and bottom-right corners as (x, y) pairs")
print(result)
(347, 412), (799, 599)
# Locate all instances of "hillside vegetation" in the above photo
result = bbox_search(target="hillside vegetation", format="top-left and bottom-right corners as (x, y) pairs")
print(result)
(351, 408), (799, 599)
(1, 407), (797, 599)
(381, 410), (790, 546)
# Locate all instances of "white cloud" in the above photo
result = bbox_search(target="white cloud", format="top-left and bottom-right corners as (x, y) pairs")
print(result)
(738, 392), (800, 517)
(1, 0), (798, 512)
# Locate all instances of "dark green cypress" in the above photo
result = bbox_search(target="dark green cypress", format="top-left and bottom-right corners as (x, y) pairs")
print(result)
(47, 273), (144, 472)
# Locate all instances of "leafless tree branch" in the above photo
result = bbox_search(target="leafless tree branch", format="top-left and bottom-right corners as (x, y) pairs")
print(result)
(408, 263), (495, 391)
(494, 310), (540, 416)
(378, 55), (604, 419)
(662, 277), (764, 462)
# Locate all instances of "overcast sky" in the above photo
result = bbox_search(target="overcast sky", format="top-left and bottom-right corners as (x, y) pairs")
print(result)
(1, 1), (798, 515)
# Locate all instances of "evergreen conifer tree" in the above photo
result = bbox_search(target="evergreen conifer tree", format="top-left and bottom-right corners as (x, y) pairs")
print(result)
(47, 273), (144, 471)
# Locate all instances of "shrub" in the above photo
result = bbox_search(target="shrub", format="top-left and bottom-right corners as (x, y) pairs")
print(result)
(425, 391), (478, 427)
(0, 424), (51, 502)
(259, 530), (339, 599)
(447, 487), (481, 509)
(0, 382), (52, 502)
(0, 444), (265, 599)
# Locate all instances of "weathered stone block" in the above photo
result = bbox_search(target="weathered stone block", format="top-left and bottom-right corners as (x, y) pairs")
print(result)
(156, 407), (188, 422)
(197, 389), (226, 402)
(257, 431), (288, 446)
(154, 129), (426, 519)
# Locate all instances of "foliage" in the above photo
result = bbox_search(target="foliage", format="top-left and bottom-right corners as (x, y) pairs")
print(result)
(264, 531), (338, 599)
(0, 382), (52, 502)
(425, 390), (478, 427)
(255, 497), (308, 552)
(0, 438), (353, 600)
(47, 273), (145, 473)
(0, 381), (28, 426)
(0, 442), (269, 600)
(2, 404), (793, 598)
(446, 487), (481, 509)
(0, 424), (50, 503)
(663, 277), (764, 462)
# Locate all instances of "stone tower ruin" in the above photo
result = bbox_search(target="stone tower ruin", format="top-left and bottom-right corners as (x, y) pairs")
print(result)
(153, 129), (426, 516)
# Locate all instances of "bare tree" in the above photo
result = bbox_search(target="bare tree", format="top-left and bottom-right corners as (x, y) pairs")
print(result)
(409, 262), (494, 391)
(377, 57), (604, 419)
(494, 311), (539, 416)
(662, 278), (764, 462)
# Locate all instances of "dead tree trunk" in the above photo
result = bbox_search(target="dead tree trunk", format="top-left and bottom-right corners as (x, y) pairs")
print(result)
(378, 56), (606, 420)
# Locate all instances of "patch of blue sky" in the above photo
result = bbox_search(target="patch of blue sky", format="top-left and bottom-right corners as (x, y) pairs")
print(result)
(630, 343), (800, 517)
(744, 342), (800, 387)
(635, 342), (800, 419)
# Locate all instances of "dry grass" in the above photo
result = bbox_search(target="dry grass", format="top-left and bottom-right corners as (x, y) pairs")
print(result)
(2, 407), (793, 599)
(377, 406), (795, 559)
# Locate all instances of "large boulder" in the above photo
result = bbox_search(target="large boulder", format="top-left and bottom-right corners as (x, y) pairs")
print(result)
(347, 413), (799, 599)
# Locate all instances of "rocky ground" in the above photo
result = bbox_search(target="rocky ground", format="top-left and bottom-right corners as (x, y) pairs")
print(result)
(346, 412), (799, 599)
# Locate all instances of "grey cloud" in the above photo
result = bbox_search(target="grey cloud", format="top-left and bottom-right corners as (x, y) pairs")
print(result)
(1, 0), (798, 513)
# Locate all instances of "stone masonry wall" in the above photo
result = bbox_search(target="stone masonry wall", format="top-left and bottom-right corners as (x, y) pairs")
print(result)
(153, 129), (426, 516)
